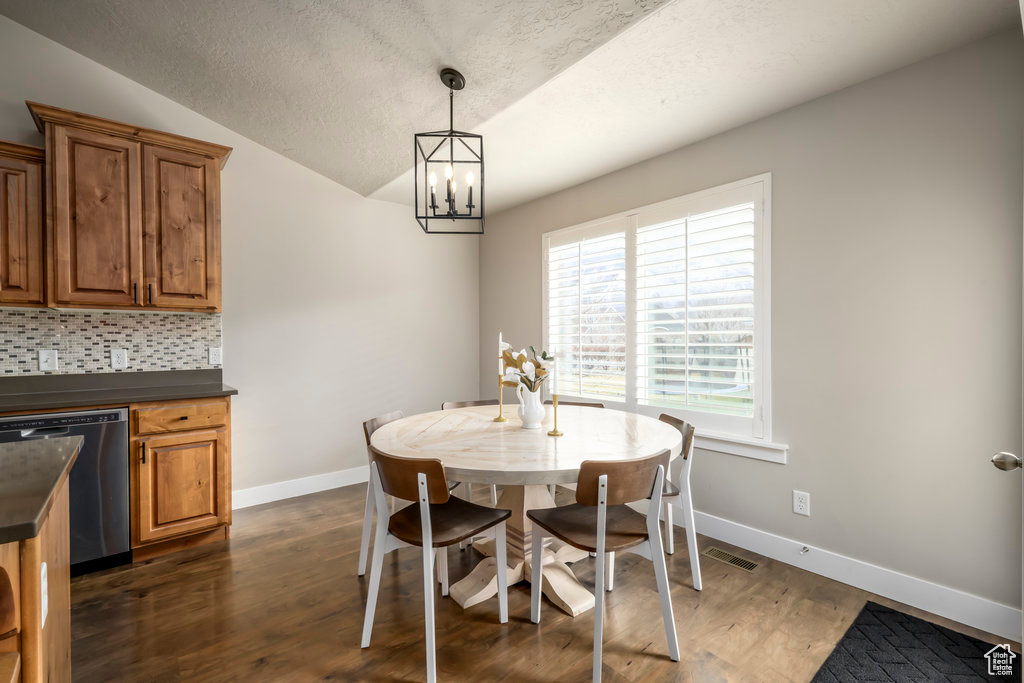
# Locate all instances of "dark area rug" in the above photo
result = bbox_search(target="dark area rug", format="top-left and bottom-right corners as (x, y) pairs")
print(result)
(813, 601), (1020, 682)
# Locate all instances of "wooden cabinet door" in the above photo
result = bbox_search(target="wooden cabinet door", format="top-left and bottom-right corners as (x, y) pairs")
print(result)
(134, 429), (230, 545)
(50, 125), (142, 307)
(0, 147), (43, 305)
(143, 145), (221, 310)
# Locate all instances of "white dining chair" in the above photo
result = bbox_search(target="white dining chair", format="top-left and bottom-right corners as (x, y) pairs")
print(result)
(357, 411), (404, 577)
(359, 411), (466, 577)
(528, 451), (679, 682)
(656, 413), (701, 591)
(601, 415), (701, 593)
(361, 447), (511, 683)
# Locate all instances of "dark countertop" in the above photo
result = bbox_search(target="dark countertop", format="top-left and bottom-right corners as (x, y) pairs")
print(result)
(0, 369), (237, 413)
(0, 435), (82, 544)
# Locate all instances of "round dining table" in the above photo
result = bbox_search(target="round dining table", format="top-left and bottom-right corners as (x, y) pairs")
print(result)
(369, 404), (683, 617)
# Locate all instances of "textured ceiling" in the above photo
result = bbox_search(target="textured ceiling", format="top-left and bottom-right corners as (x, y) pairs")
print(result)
(0, 0), (668, 195)
(371, 0), (1020, 211)
(0, 0), (1017, 212)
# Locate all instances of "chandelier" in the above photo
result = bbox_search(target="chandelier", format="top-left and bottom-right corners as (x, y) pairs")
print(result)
(414, 68), (484, 234)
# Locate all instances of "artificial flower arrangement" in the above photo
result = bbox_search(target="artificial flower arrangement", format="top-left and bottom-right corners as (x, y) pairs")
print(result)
(501, 344), (553, 393)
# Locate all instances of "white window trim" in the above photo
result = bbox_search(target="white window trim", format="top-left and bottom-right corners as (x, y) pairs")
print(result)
(694, 430), (788, 464)
(541, 173), (788, 464)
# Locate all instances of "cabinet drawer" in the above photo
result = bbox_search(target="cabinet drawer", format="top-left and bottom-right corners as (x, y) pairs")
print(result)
(134, 400), (227, 435)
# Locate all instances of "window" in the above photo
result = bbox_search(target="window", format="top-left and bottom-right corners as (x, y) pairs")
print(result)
(542, 174), (773, 442)
(547, 222), (627, 402)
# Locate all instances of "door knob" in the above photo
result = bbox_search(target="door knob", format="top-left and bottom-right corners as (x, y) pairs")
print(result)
(991, 452), (1021, 471)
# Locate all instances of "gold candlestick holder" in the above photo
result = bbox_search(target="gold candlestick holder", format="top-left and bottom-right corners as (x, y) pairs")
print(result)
(547, 393), (563, 436)
(493, 373), (508, 422)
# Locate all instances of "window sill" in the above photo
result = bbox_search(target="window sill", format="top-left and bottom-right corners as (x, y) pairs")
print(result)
(694, 431), (788, 464)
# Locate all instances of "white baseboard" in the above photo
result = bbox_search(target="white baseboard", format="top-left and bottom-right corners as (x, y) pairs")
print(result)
(688, 509), (1022, 643)
(232, 466), (368, 510)
(231, 471), (1021, 642)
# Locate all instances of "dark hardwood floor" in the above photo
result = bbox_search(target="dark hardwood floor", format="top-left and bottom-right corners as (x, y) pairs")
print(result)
(69, 485), (1012, 682)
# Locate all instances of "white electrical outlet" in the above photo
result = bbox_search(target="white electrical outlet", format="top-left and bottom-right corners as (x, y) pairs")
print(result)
(110, 349), (129, 370)
(792, 490), (810, 516)
(38, 349), (58, 372)
(208, 347), (222, 365)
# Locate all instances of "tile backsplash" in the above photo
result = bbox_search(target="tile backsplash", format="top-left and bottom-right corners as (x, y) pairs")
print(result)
(0, 308), (222, 375)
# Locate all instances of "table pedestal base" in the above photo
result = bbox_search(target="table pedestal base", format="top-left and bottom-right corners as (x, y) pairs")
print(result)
(448, 484), (594, 617)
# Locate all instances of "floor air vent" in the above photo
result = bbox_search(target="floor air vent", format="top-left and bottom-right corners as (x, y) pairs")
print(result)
(701, 546), (758, 572)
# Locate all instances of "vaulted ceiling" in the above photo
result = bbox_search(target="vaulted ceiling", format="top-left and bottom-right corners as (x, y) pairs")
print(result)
(1, 0), (1017, 212)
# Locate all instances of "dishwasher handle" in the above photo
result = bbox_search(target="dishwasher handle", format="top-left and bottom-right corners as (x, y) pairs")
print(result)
(21, 426), (71, 439)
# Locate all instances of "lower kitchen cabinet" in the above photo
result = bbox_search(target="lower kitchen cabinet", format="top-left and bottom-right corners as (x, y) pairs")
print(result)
(132, 429), (230, 545)
(130, 397), (232, 551)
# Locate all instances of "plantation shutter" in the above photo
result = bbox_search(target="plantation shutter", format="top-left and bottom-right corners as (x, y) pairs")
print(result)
(636, 202), (756, 417)
(542, 175), (769, 439)
(546, 223), (628, 402)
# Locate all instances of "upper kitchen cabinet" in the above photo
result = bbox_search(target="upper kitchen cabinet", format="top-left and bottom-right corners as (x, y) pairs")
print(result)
(49, 125), (142, 308)
(144, 146), (221, 310)
(0, 141), (44, 307)
(27, 102), (232, 313)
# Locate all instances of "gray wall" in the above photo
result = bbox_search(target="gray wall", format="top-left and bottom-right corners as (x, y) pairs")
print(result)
(479, 30), (1024, 606)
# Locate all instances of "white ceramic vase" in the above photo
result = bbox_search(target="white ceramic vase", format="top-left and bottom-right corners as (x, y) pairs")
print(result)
(515, 383), (545, 429)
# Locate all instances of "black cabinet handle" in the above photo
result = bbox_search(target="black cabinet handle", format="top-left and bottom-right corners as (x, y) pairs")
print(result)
(149, 283), (154, 304)
(141, 441), (147, 464)
(133, 282), (138, 304)
(180, 416), (189, 421)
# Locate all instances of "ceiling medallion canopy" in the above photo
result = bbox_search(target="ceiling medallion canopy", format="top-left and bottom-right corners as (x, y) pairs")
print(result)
(414, 68), (484, 234)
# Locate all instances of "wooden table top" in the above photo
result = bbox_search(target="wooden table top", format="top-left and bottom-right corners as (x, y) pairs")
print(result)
(369, 405), (682, 485)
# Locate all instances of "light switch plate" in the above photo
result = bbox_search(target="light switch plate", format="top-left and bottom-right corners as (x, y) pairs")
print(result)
(208, 347), (222, 365)
(38, 349), (58, 372)
(110, 348), (129, 370)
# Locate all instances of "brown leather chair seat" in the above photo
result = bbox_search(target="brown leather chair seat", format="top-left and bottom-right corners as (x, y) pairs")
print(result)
(389, 497), (511, 548)
(528, 503), (649, 553)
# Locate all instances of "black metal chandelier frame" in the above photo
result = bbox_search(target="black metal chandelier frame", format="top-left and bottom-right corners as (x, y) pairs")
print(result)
(414, 68), (484, 234)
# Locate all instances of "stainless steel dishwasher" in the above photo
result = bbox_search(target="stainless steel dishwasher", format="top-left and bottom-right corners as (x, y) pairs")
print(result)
(0, 408), (130, 574)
